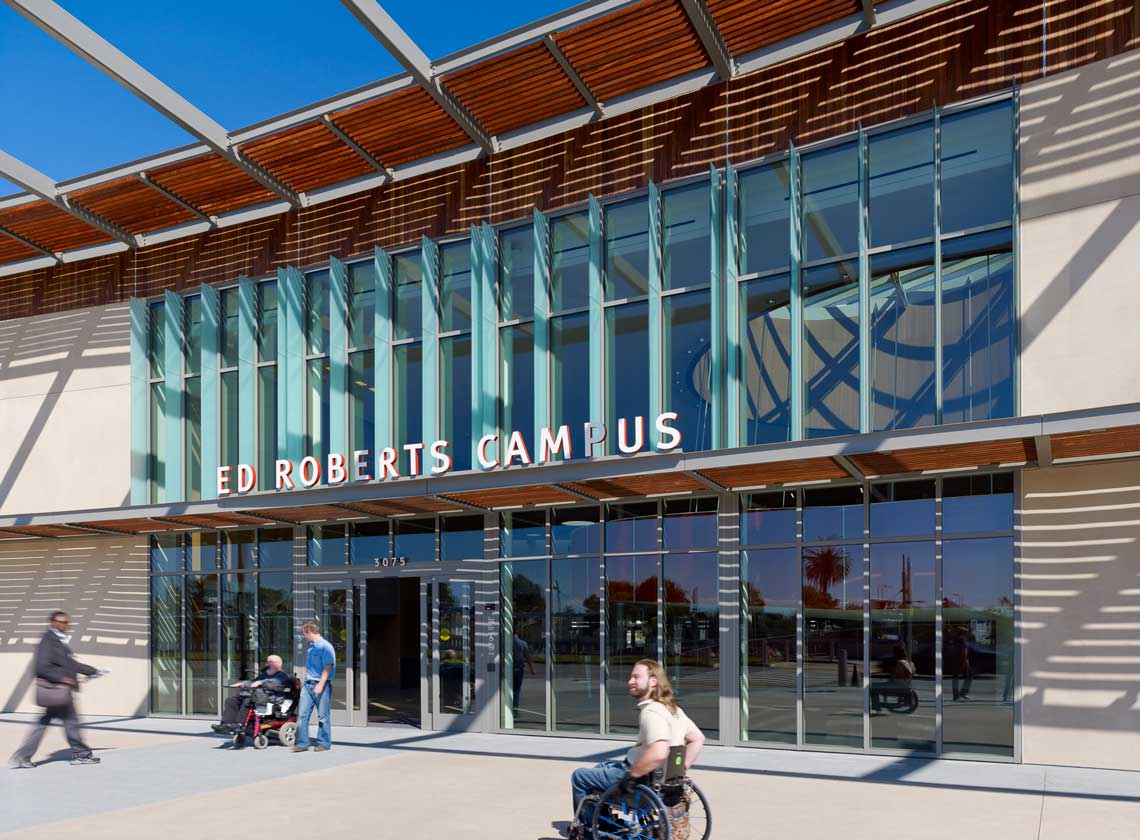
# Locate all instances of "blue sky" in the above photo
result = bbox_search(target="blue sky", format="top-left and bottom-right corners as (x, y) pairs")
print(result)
(0, 0), (572, 195)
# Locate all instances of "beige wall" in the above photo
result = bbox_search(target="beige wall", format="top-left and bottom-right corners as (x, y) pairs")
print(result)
(1019, 50), (1140, 415)
(1020, 462), (1140, 771)
(0, 302), (132, 517)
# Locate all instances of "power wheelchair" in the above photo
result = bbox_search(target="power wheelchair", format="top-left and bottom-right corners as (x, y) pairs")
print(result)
(569, 745), (711, 840)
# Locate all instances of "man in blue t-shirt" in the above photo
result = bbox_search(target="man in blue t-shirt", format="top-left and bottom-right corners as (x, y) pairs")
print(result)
(293, 621), (337, 752)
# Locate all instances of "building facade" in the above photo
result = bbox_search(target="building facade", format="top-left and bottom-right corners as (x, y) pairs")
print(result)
(2, 0), (1140, 772)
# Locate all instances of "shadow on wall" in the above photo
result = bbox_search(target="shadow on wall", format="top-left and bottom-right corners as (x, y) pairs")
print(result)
(0, 302), (131, 515)
(0, 535), (148, 716)
(1020, 462), (1140, 772)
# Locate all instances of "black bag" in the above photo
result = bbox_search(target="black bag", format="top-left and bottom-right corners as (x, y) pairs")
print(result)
(35, 678), (71, 708)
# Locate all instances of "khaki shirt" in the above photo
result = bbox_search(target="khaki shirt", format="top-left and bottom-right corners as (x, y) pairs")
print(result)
(625, 699), (695, 767)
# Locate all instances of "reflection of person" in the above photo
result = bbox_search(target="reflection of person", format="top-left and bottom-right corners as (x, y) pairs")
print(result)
(213, 654), (292, 734)
(569, 660), (705, 835)
(9, 611), (105, 768)
(512, 635), (536, 717)
(871, 643), (915, 713)
(950, 627), (974, 701)
(293, 622), (336, 752)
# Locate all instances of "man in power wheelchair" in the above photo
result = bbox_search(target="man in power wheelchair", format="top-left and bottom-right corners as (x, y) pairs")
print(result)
(213, 655), (294, 736)
(569, 659), (710, 840)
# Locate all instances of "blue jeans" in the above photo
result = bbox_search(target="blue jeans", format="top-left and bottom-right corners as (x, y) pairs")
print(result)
(296, 682), (332, 748)
(571, 760), (629, 827)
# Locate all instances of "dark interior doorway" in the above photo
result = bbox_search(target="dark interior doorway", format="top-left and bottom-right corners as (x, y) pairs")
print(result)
(366, 577), (421, 725)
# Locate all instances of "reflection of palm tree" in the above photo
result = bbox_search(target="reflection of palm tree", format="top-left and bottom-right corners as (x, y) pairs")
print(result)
(804, 546), (850, 594)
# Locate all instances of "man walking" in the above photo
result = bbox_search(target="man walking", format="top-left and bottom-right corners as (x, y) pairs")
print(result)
(9, 611), (105, 768)
(293, 621), (336, 752)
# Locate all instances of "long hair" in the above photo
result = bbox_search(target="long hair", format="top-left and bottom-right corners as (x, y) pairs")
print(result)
(635, 658), (678, 714)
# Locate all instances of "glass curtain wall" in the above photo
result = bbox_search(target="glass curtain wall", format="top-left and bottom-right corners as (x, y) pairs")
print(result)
(550, 212), (590, 457)
(499, 224), (535, 460)
(392, 251), (422, 474)
(184, 296), (202, 500)
(257, 281), (278, 489)
(220, 288), (240, 486)
(304, 269), (332, 477)
(604, 198), (650, 454)
(148, 300), (166, 502)
(441, 241), (473, 471)
(348, 262), (376, 455)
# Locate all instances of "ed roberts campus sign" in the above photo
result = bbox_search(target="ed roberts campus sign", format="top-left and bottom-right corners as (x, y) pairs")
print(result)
(217, 412), (684, 497)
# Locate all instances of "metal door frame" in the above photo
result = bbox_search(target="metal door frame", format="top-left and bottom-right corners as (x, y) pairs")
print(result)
(312, 583), (355, 727)
(427, 575), (479, 731)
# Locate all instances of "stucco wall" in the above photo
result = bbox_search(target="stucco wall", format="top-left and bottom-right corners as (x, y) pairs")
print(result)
(0, 302), (132, 516)
(1019, 50), (1140, 415)
(1020, 461), (1140, 771)
(0, 534), (149, 716)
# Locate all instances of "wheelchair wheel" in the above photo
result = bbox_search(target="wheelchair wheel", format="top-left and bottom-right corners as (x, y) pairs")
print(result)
(684, 780), (712, 840)
(278, 722), (297, 748)
(231, 732), (246, 749)
(592, 783), (669, 840)
(253, 734), (269, 750)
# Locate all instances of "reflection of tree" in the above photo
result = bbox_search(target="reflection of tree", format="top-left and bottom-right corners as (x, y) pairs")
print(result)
(802, 585), (837, 609)
(803, 546), (850, 593)
(744, 582), (766, 608)
(606, 578), (659, 604)
(663, 579), (691, 605)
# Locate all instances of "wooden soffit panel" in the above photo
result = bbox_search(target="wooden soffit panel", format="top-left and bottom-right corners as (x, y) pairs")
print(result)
(707, 0), (861, 56)
(0, 201), (111, 253)
(0, 529), (39, 540)
(444, 41), (588, 137)
(79, 517), (191, 534)
(147, 154), (277, 216)
(1051, 425), (1140, 460)
(160, 512), (279, 529)
(330, 87), (473, 169)
(442, 484), (581, 509)
(699, 456), (851, 489)
(343, 496), (463, 517)
(69, 175), (197, 235)
(0, 524), (106, 538)
(849, 437), (1037, 477)
(240, 121), (376, 193)
(562, 471), (707, 500)
(0, 236), (40, 264)
(248, 505), (368, 524)
(553, 0), (709, 102)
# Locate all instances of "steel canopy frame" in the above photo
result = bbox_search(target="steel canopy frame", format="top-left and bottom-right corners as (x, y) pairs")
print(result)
(678, 0), (734, 80)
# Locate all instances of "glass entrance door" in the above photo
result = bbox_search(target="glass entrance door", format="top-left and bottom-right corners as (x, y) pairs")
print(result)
(313, 585), (355, 726)
(430, 579), (476, 729)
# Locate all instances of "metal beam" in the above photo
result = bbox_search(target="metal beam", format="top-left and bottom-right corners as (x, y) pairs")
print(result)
(320, 115), (391, 174)
(1034, 434), (1053, 467)
(677, 0), (734, 80)
(0, 223), (56, 259)
(433, 494), (489, 513)
(137, 172), (213, 225)
(860, 0), (877, 27)
(543, 35), (603, 117)
(336, 0), (496, 153)
(684, 470), (730, 493)
(3, 0), (300, 208)
(833, 455), (866, 481)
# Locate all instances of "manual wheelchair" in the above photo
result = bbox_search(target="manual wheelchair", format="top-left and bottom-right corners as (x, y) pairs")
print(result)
(569, 746), (711, 840)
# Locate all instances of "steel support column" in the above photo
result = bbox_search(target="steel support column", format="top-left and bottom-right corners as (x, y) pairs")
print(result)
(200, 283), (220, 499)
(162, 290), (185, 502)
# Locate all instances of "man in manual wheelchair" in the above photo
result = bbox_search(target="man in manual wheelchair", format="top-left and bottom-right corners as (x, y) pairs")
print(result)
(569, 659), (711, 840)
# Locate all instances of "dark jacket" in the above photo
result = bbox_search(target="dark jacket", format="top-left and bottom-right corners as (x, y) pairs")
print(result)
(35, 630), (97, 688)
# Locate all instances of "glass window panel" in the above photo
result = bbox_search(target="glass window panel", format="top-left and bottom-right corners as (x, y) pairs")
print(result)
(221, 573), (257, 685)
(664, 552), (719, 737)
(150, 533), (184, 574)
(393, 343), (422, 474)
(258, 282), (278, 362)
(306, 358), (331, 470)
(803, 485), (863, 543)
(943, 473), (1014, 533)
(942, 537), (1015, 756)
(741, 491), (797, 546)
(305, 269), (331, 356)
(942, 237), (1015, 425)
(149, 381), (165, 503)
(662, 182), (711, 291)
(349, 261), (376, 349)
(552, 556), (601, 732)
(150, 574), (182, 713)
(307, 525), (346, 567)
(185, 375), (201, 501)
(604, 198), (649, 300)
(802, 543), (863, 747)
(500, 224), (535, 321)
(606, 301), (649, 454)
(605, 553), (658, 734)
(869, 122), (934, 247)
(220, 371), (239, 473)
(551, 312), (590, 459)
(186, 574), (219, 715)
(149, 301), (165, 379)
(501, 559), (547, 730)
(349, 350), (375, 456)
(185, 295), (202, 376)
(258, 571), (293, 666)
(441, 240), (472, 333)
(552, 506), (601, 556)
(221, 531), (255, 571)
(258, 528), (295, 570)
(395, 517), (436, 562)
(740, 161), (790, 275)
(500, 323), (534, 461)
(605, 502), (658, 554)
(870, 480), (935, 538)
(393, 251), (423, 340)
(258, 365), (277, 490)
(742, 274), (792, 445)
(350, 521), (391, 565)
(802, 142), (859, 262)
(941, 101), (1013, 234)
(552, 212), (589, 311)
(221, 288), (239, 369)
(664, 289), (712, 453)
(500, 511), (547, 558)
(870, 246), (936, 431)
(441, 514), (484, 562)
(803, 261), (860, 438)
(870, 541), (936, 751)
(188, 531), (219, 572)
(741, 547), (798, 743)
(442, 335), (472, 472)
(662, 497), (717, 551)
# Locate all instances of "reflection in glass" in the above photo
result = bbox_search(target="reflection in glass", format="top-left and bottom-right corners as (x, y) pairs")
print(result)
(186, 574), (219, 715)
(552, 557), (601, 732)
(604, 198), (649, 300)
(606, 554), (658, 733)
(940, 101), (1013, 234)
(606, 502), (658, 554)
(741, 491), (797, 546)
(395, 517), (435, 562)
(802, 544), (863, 747)
(305, 270), (331, 356)
(664, 553), (719, 737)
(221, 530), (255, 571)
(741, 548), (797, 743)
(501, 511), (547, 558)
(662, 182), (710, 290)
(307, 525), (346, 567)
(663, 497), (717, 551)
(803, 485), (863, 543)
(150, 574), (182, 713)
(500, 224), (535, 321)
(185, 375), (201, 501)
(221, 573), (257, 685)
(349, 350), (375, 456)
(552, 212), (589, 311)
(551, 312), (590, 458)
(500, 323), (534, 459)
(803, 261), (860, 438)
(441, 515), (483, 561)
(314, 587), (349, 713)
(801, 142), (858, 262)
(552, 506), (600, 555)
(870, 481), (935, 538)
(606, 301), (649, 453)
(441, 335), (472, 471)
(942, 538), (1014, 756)
(259, 571), (292, 667)
(664, 289), (712, 452)
(393, 343), (422, 474)
(437, 582), (475, 716)
(258, 365), (277, 490)
(350, 521), (391, 565)
(943, 473), (1014, 533)
(149, 381), (165, 503)
(306, 358), (331, 470)
(739, 161), (790, 276)
(441, 240), (472, 333)
(149, 301), (166, 378)
(869, 122), (934, 247)
(258, 282), (278, 362)
(220, 371), (238, 472)
(221, 288), (239, 369)
(258, 528), (294, 570)
(393, 251), (422, 340)
(501, 560), (547, 730)
(185, 295), (202, 375)
(870, 542), (935, 751)
(742, 274), (791, 445)
(349, 262), (375, 349)
(188, 531), (219, 572)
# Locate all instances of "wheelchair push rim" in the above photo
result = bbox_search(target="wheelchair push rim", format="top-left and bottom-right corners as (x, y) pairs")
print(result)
(591, 783), (670, 840)
(681, 779), (712, 840)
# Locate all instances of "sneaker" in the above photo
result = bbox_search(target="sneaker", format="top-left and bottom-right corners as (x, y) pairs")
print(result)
(70, 755), (101, 766)
(9, 757), (34, 769)
(291, 746), (309, 752)
(314, 745), (330, 752)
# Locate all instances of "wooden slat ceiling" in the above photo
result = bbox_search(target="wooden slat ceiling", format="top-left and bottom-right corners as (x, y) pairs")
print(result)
(0, 524), (103, 539)
(330, 87), (473, 169)
(563, 472), (708, 499)
(554, 0), (710, 102)
(1051, 425), (1140, 460)
(147, 153), (278, 216)
(160, 512), (279, 529)
(0, 201), (111, 253)
(248, 505), (369, 524)
(69, 175), (198, 235)
(240, 121), (377, 193)
(442, 484), (582, 509)
(444, 41), (588, 137)
(0, 236), (40, 264)
(80, 517), (192, 534)
(707, 0), (862, 56)
(342, 496), (464, 517)
(849, 438), (1038, 477)
(699, 456), (851, 490)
